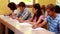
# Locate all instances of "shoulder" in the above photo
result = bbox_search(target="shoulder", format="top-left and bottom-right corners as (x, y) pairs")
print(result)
(24, 8), (31, 13)
(44, 16), (51, 21)
(56, 14), (60, 20)
(24, 8), (30, 12)
(14, 9), (18, 13)
(41, 15), (45, 17)
(39, 15), (45, 20)
(14, 9), (18, 12)
(46, 16), (50, 18)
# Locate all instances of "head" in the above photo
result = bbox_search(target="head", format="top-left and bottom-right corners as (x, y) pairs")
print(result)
(46, 4), (56, 16)
(32, 4), (42, 22)
(55, 5), (60, 13)
(32, 4), (42, 14)
(8, 2), (17, 11)
(41, 5), (45, 10)
(18, 2), (26, 11)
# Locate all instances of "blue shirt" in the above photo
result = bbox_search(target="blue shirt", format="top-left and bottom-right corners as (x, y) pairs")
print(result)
(17, 8), (32, 20)
(46, 14), (60, 34)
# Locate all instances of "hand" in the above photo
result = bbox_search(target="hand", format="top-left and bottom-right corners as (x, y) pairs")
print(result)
(32, 23), (38, 28)
(32, 24), (38, 29)
(18, 18), (23, 23)
(15, 17), (18, 20)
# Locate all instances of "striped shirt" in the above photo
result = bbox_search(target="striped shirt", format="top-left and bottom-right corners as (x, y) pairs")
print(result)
(17, 8), (32, 20)
(46, 14), (60, 34)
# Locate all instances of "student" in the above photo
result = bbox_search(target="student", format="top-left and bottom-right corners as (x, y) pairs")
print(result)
(8, 2), (18, 15)
(41, 5), (48, 17)
(41, 5), (46, 15)
(25, 4), (45, 28)
(8, 2), (18, 19)
(38, 4), (60, 34)
(17, 2), (32, 22)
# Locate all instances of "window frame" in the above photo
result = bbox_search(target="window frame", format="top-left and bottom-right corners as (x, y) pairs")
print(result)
(8, 0), (35, 7)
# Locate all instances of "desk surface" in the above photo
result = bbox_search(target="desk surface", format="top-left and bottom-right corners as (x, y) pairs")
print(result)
(0, 15), (55, 34)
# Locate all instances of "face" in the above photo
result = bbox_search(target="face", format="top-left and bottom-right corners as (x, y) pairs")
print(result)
(32, 7), (37, 14)
(19, 6), (24, 11)
(46, 9), (54, 16)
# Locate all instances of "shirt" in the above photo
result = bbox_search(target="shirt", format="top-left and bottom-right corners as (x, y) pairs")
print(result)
(46, 14), (60, 34)
(17, 8), (32, 20)
(33, 15), (45, 22)
(14, 9), (18, 15)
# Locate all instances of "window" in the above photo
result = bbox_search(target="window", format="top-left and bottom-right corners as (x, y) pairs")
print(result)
(56, 0), (60, 6)
(9, 0), (37, 7)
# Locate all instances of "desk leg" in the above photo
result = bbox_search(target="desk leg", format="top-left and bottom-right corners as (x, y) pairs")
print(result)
(5, 26), (8, 34)
(0, 23), (5, 34)
(0, 23), (2, 34)
(8, 29), (14, 34)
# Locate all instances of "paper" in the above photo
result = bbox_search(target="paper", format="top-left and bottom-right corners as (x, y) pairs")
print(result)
(31, 27), (44, 30)
(19, 23), (32, 26)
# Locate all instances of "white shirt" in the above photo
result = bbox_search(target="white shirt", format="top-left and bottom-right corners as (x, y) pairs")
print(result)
(14, 9), (18, 15)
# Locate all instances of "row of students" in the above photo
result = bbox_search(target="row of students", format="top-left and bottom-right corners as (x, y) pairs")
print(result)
(7, 2), (60, 34)
(7, 2), (32, 20)
(29, 4), (60, 34)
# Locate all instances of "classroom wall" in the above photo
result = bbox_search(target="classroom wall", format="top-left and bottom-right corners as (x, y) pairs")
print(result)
(28, 0), (56, 14)
(0, 0), (56, 15)
(38, 0), (56, 6)
(0, 0), (11, 15)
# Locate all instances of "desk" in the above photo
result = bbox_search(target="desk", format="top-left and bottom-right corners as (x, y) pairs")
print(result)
(0, 15), (55, 34)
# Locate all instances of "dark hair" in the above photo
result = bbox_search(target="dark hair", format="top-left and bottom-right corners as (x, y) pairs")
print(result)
(18, 2), (26, 7)
(8, 2), (17, 11)
(41, 5), (45, 9)
(55, 5), (60, 13)
(47, 4), (56, 12)
(31, 4), (42, 22)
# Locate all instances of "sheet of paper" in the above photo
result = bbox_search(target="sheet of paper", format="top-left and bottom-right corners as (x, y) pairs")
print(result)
(19, 23), (32, 26)
(31, 27), (44, 30)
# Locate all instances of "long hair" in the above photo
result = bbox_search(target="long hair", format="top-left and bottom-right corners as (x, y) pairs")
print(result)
(31, 4), (42, 22)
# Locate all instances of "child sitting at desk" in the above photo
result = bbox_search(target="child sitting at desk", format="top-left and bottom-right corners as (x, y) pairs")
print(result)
(24, 4), (45, 29)
(17, 2), (32, 23)
(4, 2), (18, 19)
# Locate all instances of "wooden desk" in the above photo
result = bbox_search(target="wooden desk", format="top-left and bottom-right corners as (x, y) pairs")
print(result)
(0, 15), (55, 34)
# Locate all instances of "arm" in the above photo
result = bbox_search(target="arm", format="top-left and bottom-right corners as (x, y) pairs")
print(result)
(18, 15), (32, 23)
(24, 18), (32, 22)
(32, 20), (47, 28)
(22, 10), (31, 20)
(18, 12), (30, 22)
(22, 16), (33, 23)
(37, 20), (47, 27)
(36, 15), (45, 25)
(33, 15), (47, 28)
(19, 11), (32, 23)
(58, 20), (60, 33)
(18, 11), (30, 22)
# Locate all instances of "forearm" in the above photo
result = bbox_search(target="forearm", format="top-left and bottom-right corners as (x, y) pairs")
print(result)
(18, 18), (24, 23)
(37, 21), (47, 27)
